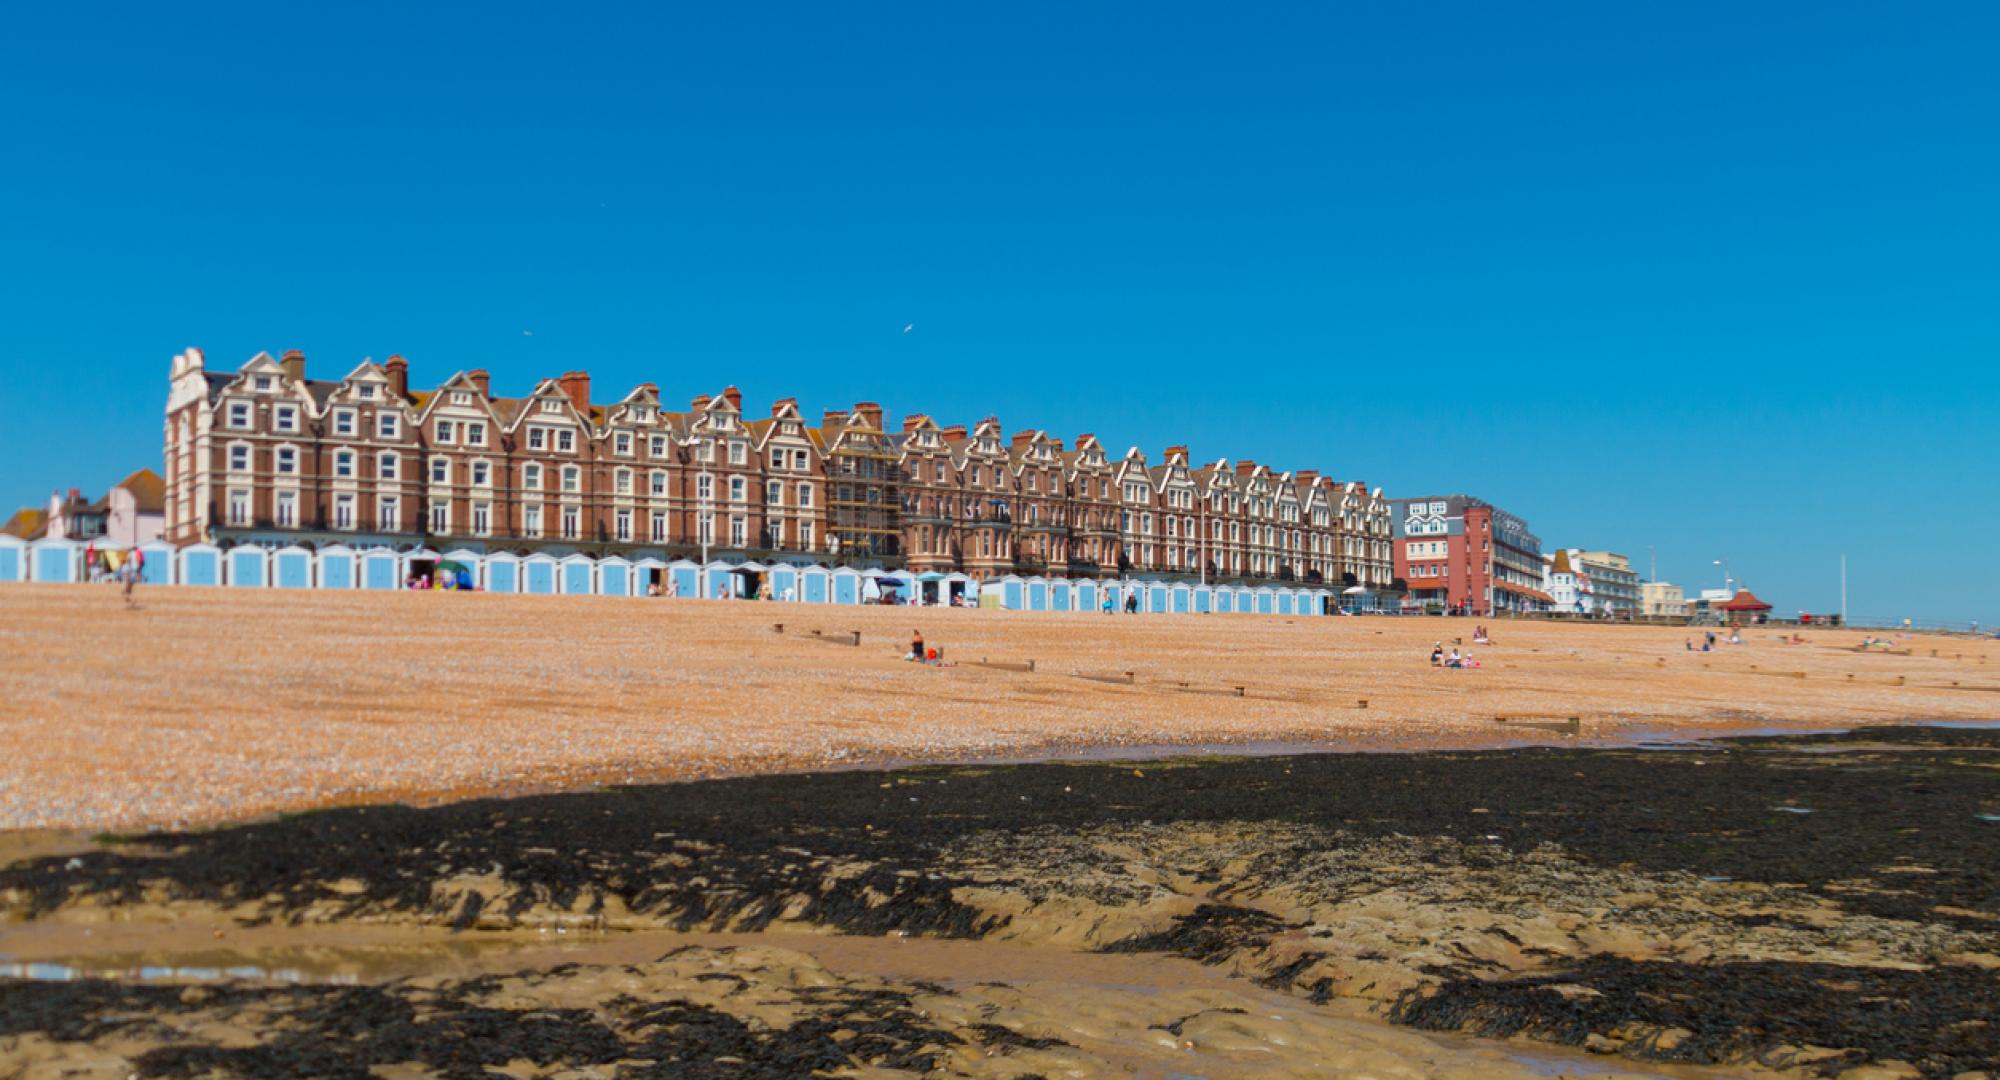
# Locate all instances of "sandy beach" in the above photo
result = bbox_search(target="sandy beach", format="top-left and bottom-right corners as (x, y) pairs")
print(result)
(0, 584), (1994, 831)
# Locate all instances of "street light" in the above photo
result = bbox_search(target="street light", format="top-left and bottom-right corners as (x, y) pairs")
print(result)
(1713, 558), (1731, 594)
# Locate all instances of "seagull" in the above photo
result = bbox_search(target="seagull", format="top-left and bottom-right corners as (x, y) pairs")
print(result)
(522, 330), (534, 337)
(902, 323), (914, 333)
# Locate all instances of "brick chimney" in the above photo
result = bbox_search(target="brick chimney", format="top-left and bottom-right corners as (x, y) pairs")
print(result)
(822, 408), (850, 429)
(691, 394), (711, 411)
(558, 371), (591, 413)
(1076, 433), (1094, 448)
(720, 385), (742, 411)
(1236, 460), (1258, 478)
(852, 402), (883, 429)
(1011, 431), (1036, 448)
(466, 369), (491, 398)
(636, 381), (659, 397)
(941, 424), (967, 439)
(383, 356), (409, 399)
(1295, 469), (1319, 483)
(771, 397), (798, 418)
(279, 349), (306, 383)
(901, 414), (927, 433)
(1164, 445), (1188, 462)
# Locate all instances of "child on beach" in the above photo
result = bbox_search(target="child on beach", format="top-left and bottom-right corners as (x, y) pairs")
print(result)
(1431, 642), (1444, 667)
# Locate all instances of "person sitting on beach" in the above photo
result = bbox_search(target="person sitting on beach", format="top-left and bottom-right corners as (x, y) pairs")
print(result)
(1473, 625), (1491, 645)
(908, 629), (925, 662)
(1446, 648), (1463, 668)
(1685, 638), (1694, 651)
(1431, 642), (1444, 667)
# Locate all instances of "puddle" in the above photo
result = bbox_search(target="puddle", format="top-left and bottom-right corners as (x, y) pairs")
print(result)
(1979, 815), (2000, 823)
(0, 960), (357, 985)
(1773, 807), (1814, 814)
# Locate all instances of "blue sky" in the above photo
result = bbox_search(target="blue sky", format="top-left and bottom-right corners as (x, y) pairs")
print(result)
(2, 2), (1994, 623)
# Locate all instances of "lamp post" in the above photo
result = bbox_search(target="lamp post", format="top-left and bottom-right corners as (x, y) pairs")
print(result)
(1713, 557), (1731, 594)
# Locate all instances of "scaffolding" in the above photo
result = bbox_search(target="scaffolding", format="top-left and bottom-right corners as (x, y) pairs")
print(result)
(826, 418), (902, 562)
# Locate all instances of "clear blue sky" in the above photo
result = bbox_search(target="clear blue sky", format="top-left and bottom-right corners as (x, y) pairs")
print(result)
(2, 2), (1994, 624)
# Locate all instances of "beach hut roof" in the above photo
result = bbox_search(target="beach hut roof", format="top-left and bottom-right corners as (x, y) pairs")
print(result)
(1717, 589), (1773, 611)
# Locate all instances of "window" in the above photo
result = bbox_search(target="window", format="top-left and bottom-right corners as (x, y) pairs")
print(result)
(615, 509), (632, 541)
(793, 450), (808, 470)
(229, 445), (250, 472)
(557, 429), (574, 453)
(728, 442), (746, 465)
(334, 451), (355, 479)
(472, 462), (491, 487)
(473, 502), (490, 536)
(650, 471), (667, 497)
(650, 435), (667, 457)
(561, 507), (579, 540)
(275, 492), (296, 528)
(971, 466), (983, 486)
(797, 483), (812, 508)
(800, 521), (814, 551)
(275, 407), (298, 433)
(616, 432), (633, 456)
(698, 512), (713, 545)
(467, 422), (485, 447)
(615, 468), (632, 495)
(335, 494), (356, 530)
(430, 502), (448, 534)
(276, 448), (297, 475)
(229, 402), (251, 428)
(650, 511), (667, 542)
(730, 515), (747, 547)
(333, 410), (355, 436)
(769, 449), (784, 469)
(528, 428), (547, 451)
(697, 442), (714, 463)
(436, 420), (454, 443)
(523, 463), (541, 490)
(766, 480), (782, 504)
(430, 457), (449, 484)
(697, 475), (713, 500)
(359, 384), (376, 400)
(452, 391), (472, 406)
(378, 497), (397, 531)
(729, 477), (745, 501)
(378, 414), (400, 439)
(562, 466), (580, 493)
(524, 505), (542, 537)
(254, 376), (271, 391)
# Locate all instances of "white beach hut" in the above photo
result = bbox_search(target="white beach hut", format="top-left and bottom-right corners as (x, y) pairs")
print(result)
(666, 558), (700, 599)
(830, 566), (863, 605)
(179, 542), (223, 587)
(597, 554), (634, 597)
(358, 548), (400, 590)
(521, 553), (559, 595)
(632, 555), (668, 597)
(798, 564), (831, 603)
(315, 544), (356, 590)
(484, 552), (521, 593)
(271, 544), (314, 589)
(226, 545), (269, 588)
(558, 553), (597, 595)
(0, 534), (25, 583)
(29, 538), (79, 584)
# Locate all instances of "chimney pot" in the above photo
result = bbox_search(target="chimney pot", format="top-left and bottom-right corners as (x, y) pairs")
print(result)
(279, 349), (306, 383)
(466, 369), (491, 397)
(771, 396), (798, 418)
(822, 409), (849, 429)
(721, 386), (742, 410)
(557, 371), (591, 413)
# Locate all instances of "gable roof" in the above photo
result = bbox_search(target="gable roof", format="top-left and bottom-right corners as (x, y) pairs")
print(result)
(1, 508), (45, 539)
(115, 469), (166, 513)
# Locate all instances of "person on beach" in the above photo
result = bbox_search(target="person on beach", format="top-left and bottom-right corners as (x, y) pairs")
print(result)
(1431, 642), (1444, 667)
(908, 628), (925, 662)
(1446, 648), (1463, 668)
(1686, 638), (1694, 651)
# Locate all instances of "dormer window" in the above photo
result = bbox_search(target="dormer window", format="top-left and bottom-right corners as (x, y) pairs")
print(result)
(254, 376), (272, 391)
(359, 384), (376, 400)
(452, 392), (472, 406)
(541, 400), (561, 414)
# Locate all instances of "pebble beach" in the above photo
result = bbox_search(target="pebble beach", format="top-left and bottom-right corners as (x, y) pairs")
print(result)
(1, 583), (1993, 832)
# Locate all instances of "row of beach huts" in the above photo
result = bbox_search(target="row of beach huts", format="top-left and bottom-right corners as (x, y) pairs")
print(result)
(0, 535), (1343, 615)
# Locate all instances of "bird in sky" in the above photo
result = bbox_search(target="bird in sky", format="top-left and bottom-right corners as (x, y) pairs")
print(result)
(902, 323), (914, 333)
(523, 330), (534, 337)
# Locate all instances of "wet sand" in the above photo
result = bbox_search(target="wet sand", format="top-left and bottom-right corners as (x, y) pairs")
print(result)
(2, 583), (1995, 830)
(4, 726), (1995, 1077)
